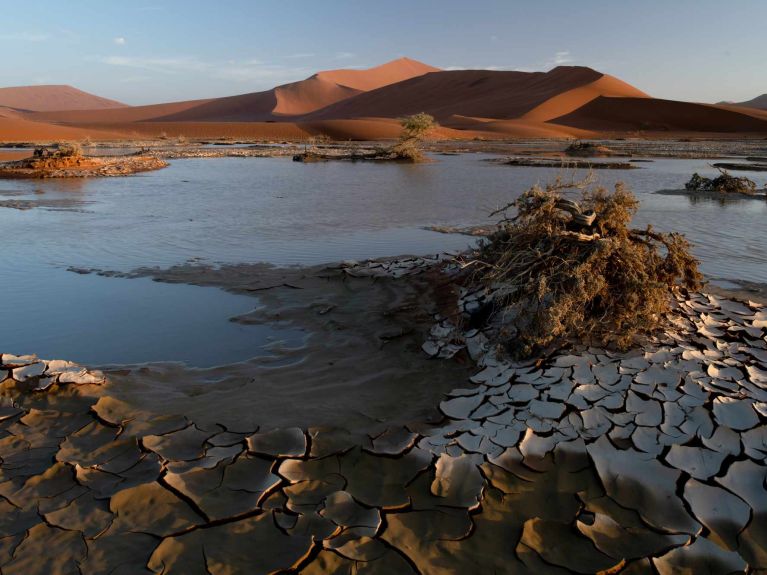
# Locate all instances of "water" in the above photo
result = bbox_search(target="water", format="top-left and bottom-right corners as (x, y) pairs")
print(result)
(1, 268), (299, 366)
(1, 154), (766, 365)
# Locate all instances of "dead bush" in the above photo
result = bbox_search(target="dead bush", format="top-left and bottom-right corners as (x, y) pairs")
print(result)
(685, 168), (757, 195)
(468, 178), (702, 357)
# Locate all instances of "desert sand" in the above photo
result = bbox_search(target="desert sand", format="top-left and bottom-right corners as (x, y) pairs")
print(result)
(0, 85), (125, 112)
(2, 59), (766, 142)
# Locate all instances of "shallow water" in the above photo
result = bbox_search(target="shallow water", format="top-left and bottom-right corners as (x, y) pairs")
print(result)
(1, 153), (766, 365)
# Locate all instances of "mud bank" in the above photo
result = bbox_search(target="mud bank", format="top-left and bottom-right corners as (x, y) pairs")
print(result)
(0, 155), (168, 178)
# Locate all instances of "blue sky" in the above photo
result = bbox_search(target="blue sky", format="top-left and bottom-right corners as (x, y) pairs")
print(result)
(2, 0), (765, 105)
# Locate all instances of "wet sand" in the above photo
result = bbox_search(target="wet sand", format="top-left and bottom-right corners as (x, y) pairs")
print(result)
(96, 262), (471, 433)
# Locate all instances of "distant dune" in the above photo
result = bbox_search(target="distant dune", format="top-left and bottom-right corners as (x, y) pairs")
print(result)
(3, 59), (767, 142)
(728, 94), (767, 111)
(0, 85), (126, 112)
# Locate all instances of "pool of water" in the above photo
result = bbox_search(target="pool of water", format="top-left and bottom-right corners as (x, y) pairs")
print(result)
(1, 153), (765, 365)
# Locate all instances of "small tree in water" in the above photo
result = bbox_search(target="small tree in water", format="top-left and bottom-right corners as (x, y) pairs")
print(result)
(390, 113), (437, 161)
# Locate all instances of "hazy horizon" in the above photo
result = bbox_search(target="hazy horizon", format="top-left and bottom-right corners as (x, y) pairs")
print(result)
(2, 0), (765, 106)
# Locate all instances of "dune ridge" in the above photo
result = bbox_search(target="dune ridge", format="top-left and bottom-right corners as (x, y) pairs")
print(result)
(729, 94), (767, 111)
(3, 59), (767, 141)
(0, 85), (126, 112)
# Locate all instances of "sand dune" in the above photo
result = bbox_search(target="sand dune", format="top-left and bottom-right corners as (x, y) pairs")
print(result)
(0, 117), (123, 141)
(305, 66), (611, 121)
(0, 85), (125, 112)
(730, 94), (767, 111)
(28, 98), (215, 124)
(442, 116), (595, 138)
(521, 74), (649, 122)
(30, 58), (437, 125)
(3, 59), (767, 142)
(315, 57), (439, 91)
(551, 96), (767, 133)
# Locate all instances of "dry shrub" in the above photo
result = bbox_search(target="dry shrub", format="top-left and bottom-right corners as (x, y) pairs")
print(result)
(56, 142), (83, 157)
(471, 178), (701, 357)
(388, 113), (437, 162)
(685, 169), (757, 195)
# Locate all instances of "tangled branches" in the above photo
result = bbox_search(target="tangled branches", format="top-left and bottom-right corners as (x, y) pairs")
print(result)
(468, 178), (702, 357)
(685, 168), (757, 195)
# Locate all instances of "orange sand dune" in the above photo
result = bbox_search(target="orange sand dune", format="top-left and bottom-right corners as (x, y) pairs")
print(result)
(315, 57), (440, 91)
(0, 106), (24, 119)
(151, 57), (437, 122)
(65, 121), (311, 140)
(29, 98), (214, 124)
(305, 66), (611, 121)
(521, 74), (649, 122)
(0, 117), (123, 141)
(0, 85), (125, 112)
(442, 116), (595, 138)
(300, 118), (489, 140)
(5, 59), (767, 142)
(714, 103), (767, 121)
(30, 58), (437, 125)
(551, 97), (767, 133)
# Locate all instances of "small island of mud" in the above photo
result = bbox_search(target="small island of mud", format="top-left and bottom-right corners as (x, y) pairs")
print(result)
(0, 144), (168, 179)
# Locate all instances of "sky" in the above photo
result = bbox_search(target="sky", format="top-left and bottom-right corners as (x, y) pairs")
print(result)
(1, 0), (765, 105)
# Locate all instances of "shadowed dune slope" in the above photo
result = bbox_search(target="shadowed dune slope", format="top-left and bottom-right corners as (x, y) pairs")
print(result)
(304, 66), (616, 121)
(152, 57), (438, 121)
(315, 57), (440, 91)
(521, 74), (649, 121)
(551, 96), (767, 132)
(0, 85), (126, 112)
(28, 58), (439, 125)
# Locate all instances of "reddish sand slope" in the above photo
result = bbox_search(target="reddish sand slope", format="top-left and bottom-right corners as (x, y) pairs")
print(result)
(521, 74), (649, 122)
(315, 57), (439, 91)
(151, 57), (438, 121)
(29, 58), (437, 125)
(0, 118), (123, 140)
(551, 97), (767, 133)
(305, 67), (610, 121)
(28, 98), (214, 124)
(0, 85), (125, 112)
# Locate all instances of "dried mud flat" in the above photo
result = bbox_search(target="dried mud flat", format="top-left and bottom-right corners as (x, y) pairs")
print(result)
(2, 257), (767, 574)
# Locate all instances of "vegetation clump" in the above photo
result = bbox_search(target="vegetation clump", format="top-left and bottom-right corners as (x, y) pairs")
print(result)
(469, 178), (701, 357)
(685, 168), (758, 195)
(389, 112), (437, 162)
(564, 140), (616, 157)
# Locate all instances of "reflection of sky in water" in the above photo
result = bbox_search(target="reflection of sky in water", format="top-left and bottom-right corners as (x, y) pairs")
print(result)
(0, 268), (301, 367)
(1, 154), (765, 365)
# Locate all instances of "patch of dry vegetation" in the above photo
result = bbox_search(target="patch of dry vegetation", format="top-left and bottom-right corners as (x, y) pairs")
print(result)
(468, 177), (702, 357)
(388, 113), (437, 162)
(685, 168), (758, 195)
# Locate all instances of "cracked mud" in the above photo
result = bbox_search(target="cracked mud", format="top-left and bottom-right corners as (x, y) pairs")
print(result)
(2, 256), (766, 574)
